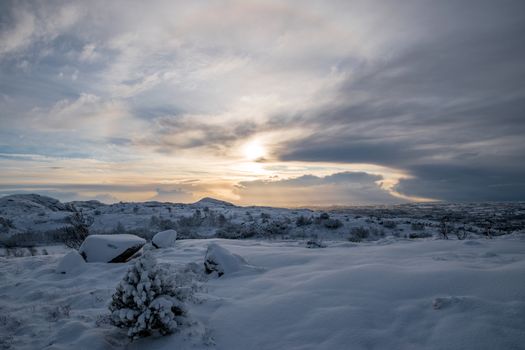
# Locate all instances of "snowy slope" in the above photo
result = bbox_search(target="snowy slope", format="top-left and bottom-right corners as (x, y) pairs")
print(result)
(1, 237), (524, 349)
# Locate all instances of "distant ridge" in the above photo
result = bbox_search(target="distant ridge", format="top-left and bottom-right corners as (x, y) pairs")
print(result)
(0, 193), (68, 212)
(193, 197), (236, 207)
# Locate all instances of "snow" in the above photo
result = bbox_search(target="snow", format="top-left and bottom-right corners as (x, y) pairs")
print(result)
(79, 234), (146, 263)
(1, 193), (525, 349)
(1, 238), (525, 349)
(56, 251), (86, 274)
(152, 230), (178, 249)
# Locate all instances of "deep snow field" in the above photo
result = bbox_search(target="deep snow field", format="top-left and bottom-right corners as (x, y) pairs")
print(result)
(1, 236), (525, 350)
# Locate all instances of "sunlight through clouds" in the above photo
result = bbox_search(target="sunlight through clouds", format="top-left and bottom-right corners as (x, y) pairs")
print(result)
(1, 0), (524, 205)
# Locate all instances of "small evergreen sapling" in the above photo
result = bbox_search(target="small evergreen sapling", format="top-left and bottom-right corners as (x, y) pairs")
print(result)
(109, 250), (186, 339)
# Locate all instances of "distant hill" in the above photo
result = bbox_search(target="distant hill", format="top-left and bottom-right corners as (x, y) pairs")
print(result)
(0, 194), (69, 214)
(193, 197), (236, 207)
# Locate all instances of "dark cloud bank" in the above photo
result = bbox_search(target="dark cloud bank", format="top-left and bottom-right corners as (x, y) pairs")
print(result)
(277, 0), (525, 202)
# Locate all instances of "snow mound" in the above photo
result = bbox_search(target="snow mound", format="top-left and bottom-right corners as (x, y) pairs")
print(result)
(79, 234), (146, 263)
(56, 251), (86, 274)
(204, 243), (252, 277)
(152, 229), (178, 248)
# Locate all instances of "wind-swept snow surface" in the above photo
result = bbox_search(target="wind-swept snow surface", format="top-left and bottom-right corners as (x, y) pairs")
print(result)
(1, 238), (525, 349)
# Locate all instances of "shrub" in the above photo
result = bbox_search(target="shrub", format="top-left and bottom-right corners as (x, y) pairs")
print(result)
(260, 212), (271, 219)
(323, 218), (343, 229)
(113, 222), (126, 234)
(410, 222), (425, 231)
(295, 215), (313, 227)
(319, 212), (330, 220)
(150, 215), (177, 231)
(306, 239), (326, 248)
(382, 220), (397, 229)
(61, 210), (94, 250)
(260, 212), (271, 223)
(454, 226), (469, 240)
(408, 231), (432, 239)
(0, 217), (14, 233)
(109, 251), (186, 339)
(439, 217), (452, 239)
(349, 227), (369, 242)
(176, 211), (203, 229)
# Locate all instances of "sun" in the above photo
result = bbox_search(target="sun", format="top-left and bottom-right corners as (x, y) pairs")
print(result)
(243, 140), (266, 161)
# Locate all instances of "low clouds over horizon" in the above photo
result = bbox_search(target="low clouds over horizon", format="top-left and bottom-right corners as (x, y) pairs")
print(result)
(1, 0), (524, 205)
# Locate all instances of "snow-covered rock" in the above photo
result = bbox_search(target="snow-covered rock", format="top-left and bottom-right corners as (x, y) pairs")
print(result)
(79, 234), (146, 263)
(56, 250), (86, 274)
(204, 243), (250, 276)
(152, 229), (178, 248)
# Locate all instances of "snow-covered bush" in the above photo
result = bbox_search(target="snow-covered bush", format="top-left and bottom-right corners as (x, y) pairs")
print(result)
(323, 218), (343, 229)
(411, 222), (425, 231)
(296, 215), (313, 227)
(0, 216), (14, 233)
(306, 239), (326, 248)
(382, 220), (397, 229)
(349, 227), (370, 242)
(408, 231), (432, 239)
(319, 212), (330, 220)
(109, 250), (186, 339)
(61, 210), (93, 250)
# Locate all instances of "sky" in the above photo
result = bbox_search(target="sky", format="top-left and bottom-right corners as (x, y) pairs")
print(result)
(1, 0), (524, 206)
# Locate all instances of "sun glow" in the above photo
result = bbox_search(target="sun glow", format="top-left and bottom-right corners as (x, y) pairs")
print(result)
(242, 140), (266, 161)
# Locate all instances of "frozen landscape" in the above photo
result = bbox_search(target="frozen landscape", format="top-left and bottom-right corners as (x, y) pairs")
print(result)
(1, 194), (524, 349)
(2, 1), (525, 348)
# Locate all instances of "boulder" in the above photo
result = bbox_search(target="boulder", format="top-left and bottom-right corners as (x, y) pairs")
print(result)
(79, 234), (146, 263)
(152, 229), (178, 248)
(56, 250), (86, 274)
(204, 243), (249, 277)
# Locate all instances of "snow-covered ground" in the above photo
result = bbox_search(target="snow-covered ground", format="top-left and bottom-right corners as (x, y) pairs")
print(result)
(1, 237), (525, 350)
(2, 194), (525, 247)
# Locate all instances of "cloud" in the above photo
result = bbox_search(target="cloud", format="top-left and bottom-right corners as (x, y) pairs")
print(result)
(33, 93), (131, 134)
(273, 0), (525, 201)
(150, 187), (195, 203)
(0, 182), (203, 204)
(138, 114), (259, 153)
(394, 164), (525, 202)
(0, 1), (81, 57)
(235, 172), (402, 207)
(1, 0), (524, 204)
